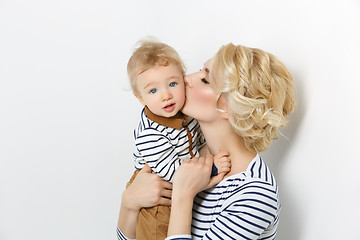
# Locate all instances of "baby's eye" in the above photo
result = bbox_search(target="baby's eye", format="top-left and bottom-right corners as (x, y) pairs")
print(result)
(169, 82), (177, 87)
(149, 89), (157, 94)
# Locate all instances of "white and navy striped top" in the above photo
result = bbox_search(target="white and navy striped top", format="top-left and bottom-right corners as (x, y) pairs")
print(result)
(133, 107), (205, 182)
(117, 154), (281, 240)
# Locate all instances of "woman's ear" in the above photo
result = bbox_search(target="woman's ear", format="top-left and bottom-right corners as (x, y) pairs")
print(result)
(216, 93), (229, 119)
(219, 110), (228, 120)
(220, 111), (228, 119)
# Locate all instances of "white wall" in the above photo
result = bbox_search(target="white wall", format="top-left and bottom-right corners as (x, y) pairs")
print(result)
(1, 0), (359, 239)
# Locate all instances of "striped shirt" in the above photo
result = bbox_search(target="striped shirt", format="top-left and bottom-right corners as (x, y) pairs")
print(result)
(117, 154), (281, 240)
(133, 107), (205, 182)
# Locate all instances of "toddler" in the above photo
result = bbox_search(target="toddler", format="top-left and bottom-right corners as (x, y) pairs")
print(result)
(126, 39), (230, 240)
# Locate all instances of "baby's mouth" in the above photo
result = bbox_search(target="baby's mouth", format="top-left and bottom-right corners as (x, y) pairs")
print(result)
(163, 103), (175, 109)
(163, 103), (176, 112)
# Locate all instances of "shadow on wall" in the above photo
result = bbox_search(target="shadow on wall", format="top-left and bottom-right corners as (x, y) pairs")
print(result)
(261, 70), (306, 240)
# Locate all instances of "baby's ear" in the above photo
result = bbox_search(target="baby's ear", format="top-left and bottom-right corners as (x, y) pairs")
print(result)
(135, 93), (145, 106)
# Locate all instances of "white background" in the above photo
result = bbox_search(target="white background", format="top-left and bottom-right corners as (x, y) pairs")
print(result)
(1, 0), (360, 239)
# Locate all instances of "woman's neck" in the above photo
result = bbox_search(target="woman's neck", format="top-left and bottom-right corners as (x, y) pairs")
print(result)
(199, 120), (257, 175)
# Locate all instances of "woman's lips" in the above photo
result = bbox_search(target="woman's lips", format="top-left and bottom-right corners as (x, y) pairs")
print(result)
(163, 103), (175, 112)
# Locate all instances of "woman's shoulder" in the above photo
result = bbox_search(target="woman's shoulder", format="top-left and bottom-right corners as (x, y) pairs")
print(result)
(228, 154), (278, 187)
(193, 155), (281, 238)
(212, 155), (279, 201)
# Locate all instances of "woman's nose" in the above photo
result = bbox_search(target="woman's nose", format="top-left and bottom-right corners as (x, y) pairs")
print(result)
(184, 74), (193, 88)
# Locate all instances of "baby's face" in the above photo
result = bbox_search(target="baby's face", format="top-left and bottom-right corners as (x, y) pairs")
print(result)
(135, 63), (185, 117)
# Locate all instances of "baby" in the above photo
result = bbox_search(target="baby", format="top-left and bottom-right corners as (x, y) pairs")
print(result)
(126, 39), (230, 240)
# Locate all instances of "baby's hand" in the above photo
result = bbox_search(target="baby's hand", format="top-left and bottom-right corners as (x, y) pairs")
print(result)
(213, 151), (231, 174)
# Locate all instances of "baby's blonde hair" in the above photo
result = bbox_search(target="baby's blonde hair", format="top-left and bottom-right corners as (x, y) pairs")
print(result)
(127, 39), (185, 93)
(211, 43), (295, 153)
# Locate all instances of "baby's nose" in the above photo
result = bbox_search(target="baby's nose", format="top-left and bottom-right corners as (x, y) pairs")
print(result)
(162, 91), (172, 101)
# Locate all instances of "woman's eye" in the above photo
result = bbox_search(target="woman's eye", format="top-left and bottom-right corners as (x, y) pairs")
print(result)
(149, 89), (157, 94)
(201, 78), (209, 84)
(169, 82), (177, 87)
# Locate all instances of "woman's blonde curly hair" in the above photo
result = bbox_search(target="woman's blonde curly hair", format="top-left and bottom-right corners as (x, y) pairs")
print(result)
(211, 43), (295, 153)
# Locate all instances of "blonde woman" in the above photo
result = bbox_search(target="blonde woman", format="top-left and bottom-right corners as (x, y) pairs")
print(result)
(118, 43), (295, 239)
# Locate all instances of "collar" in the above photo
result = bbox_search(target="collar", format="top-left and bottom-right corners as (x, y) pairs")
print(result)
(144, 106), (186, 130)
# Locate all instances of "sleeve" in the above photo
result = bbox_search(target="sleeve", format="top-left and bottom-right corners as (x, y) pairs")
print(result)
(192, 182), (279, 239)
(116, 227), (135, 240)
(134, 128), (181, 182)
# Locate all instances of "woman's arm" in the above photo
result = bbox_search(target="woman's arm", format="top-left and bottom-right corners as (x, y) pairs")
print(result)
(167, 155), (226, 237)
(118, 164), (172, 238)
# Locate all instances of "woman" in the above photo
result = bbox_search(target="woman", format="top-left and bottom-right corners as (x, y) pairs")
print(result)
(118, 43), (295, 239)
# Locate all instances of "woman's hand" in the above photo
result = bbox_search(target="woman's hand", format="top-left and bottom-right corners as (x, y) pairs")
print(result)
(167, 155), (226, 236)
(122, 163), (172, 212)
(118, 164), (172, 238)
(172, 155), (226, 200)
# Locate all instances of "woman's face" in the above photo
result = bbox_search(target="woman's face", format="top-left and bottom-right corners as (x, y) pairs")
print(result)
(182, 59), (221, 122)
